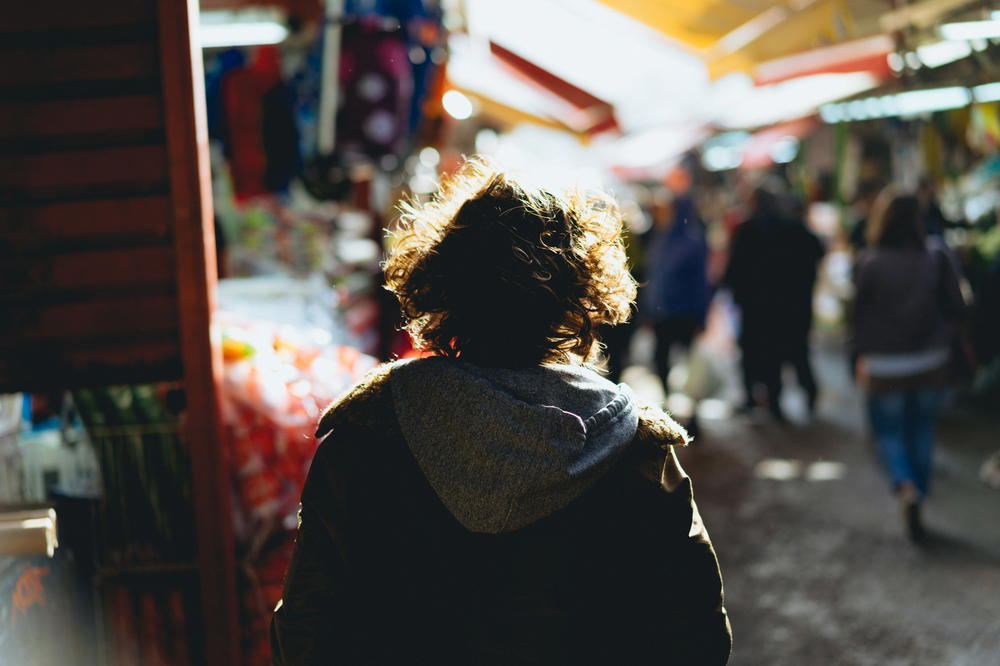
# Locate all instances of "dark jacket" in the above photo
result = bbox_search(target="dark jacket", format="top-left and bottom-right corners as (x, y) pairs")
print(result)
(852, 244), (964, 356)
(270, 359), (731, 665)
(642, 198), (710, 324)
(723, 213), (825, 342)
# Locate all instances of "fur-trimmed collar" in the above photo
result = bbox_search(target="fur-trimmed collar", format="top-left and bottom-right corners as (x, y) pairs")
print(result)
(317, 360), (689, 449)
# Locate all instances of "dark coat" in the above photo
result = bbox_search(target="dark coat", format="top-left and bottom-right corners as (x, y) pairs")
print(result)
(852, 244), (964, 356)
(270, 363), (732, 665)
(724, 214), (825, 343)
(642, 199), (710, 324)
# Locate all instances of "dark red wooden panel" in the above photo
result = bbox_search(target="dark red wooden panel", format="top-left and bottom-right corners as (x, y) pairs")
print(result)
(0, 335), (182, 393)
(0, 294), (179, 345)
(0, 196), (172, 246)
(0, 145), (167, 189)
(0, 96), (163, 138)
(4, 1), (156, 30)
(0, 44), (158, 86)
(0, 245), (175, 299)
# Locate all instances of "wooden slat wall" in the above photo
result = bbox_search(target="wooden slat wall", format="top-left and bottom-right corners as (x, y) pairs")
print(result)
(0, 0), (177, 392)
(1, 2), (242, 664)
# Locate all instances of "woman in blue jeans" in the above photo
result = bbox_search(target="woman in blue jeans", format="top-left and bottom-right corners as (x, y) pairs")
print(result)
(852, 189), (964, 541)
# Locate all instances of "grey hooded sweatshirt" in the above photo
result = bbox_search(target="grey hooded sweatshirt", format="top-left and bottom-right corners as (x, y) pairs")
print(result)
(390, 357), (641, 533)
(273, 357), (732, 666)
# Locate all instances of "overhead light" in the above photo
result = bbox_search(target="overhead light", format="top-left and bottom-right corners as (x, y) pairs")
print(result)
(819, 104), (844, 123)
(200, 22), (288, 48)
(820, 85), (979, 123)
(200, 10), (288, 48)
(442, 90), (474, 120)
(973, 82), (1000, 103)
(916, 40), (972, 68)
(939, 19), (1000, 41)
(701, 131), (749, 171)
(895, 86), (970, 114)
(770, 136), (800, 164)
(713, 72), (879, 129)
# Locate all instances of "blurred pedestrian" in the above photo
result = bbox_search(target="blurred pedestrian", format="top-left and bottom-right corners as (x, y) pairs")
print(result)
(917, 177), (949, 240)
(852, 189), (965, 541)
(783, 196), (826, 416)
(848, 181), (882, 251)
(641, 190), (710, 434)
(271, 159), (732, 665)
(723, 182), (824, 421)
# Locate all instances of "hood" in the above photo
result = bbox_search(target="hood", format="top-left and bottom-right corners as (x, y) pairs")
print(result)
(390, 357), (639, 534)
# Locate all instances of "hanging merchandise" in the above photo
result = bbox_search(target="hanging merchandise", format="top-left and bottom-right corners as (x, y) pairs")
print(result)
(205, 49), (247, 145)
(343, 0), (428, 24)
(968, 103), (1000, 155)
(69, 383), (201, 666)
(220, 46), (301, 199)
(335, 17), (414, 166)
(216, 314), (378, 665)
(262, 67), (300, 192)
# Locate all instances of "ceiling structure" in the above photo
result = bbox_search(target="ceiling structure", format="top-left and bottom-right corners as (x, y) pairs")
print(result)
(595, 0), (888, 78)
(452, 0), (899, 138)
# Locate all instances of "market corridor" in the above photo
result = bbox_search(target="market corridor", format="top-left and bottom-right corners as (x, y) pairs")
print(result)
(633, 342), (1000, 666)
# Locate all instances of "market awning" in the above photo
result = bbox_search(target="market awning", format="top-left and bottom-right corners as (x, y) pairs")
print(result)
(753, 34), (894, 86)
(595, 0), (886, 77)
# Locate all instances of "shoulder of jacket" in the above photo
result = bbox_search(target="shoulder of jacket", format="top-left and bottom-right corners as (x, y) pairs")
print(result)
(635, 403), (690, 449)
(314, 360), (403, 439)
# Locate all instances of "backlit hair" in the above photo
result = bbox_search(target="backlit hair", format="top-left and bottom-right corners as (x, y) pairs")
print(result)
(383, 157), (636, 366)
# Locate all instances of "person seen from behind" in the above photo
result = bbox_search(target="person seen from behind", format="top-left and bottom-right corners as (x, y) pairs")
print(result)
(723, 181), (824, 421)
(642, 189), (711, 436)
(270, 158), (732, 665)
(852, 188), (965, 542)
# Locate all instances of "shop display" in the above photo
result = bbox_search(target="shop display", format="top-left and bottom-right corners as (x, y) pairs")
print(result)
(67, 384), (198, 666)
(217, 313), (377, 665)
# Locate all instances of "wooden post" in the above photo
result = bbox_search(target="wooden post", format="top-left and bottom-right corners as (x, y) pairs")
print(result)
(156, 1), (241, 664)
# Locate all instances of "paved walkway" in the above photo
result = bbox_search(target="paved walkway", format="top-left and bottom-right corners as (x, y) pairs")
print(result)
(622, 337), (1000, 665)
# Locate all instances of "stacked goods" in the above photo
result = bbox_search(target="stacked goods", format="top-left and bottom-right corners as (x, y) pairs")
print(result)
(218, 314), (377, 665)
(107, 584), (195, 666)
(73, 385), (195, 567)
(73, 384), (199, 665)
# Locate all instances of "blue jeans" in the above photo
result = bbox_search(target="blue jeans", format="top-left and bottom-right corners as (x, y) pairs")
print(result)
(867, 389), (941, 499)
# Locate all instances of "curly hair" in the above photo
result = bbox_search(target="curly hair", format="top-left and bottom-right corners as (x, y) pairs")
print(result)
(383, 157), (636, 367)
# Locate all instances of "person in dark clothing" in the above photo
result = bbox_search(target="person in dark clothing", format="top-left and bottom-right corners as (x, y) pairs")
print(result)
(723, 183), (825, 420)
(782, 197), (826, 415)
(270, 159), (732, 665)
(852, 190), (965, 541)
(917, 177), (949, 240)
(641, 192), (710, 414)
(848, 181), (883, 252)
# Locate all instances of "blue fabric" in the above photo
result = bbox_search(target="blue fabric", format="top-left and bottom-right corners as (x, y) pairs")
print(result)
(204, 48), (246, 146)
(642, 197), (710, 323)
(867, 388), (941, 498)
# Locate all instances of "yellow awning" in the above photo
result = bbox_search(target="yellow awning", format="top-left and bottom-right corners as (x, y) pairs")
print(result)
(596, 0), (882, 77)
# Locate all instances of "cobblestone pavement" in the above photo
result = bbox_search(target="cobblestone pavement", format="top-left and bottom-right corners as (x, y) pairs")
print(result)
(624, 342), (1000, 666)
